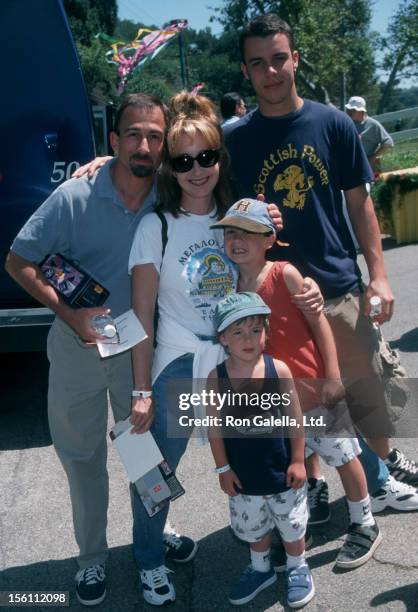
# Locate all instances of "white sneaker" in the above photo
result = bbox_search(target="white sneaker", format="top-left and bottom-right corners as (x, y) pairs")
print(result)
(371, 476), (418, 513)
(139, 565), (175, 606)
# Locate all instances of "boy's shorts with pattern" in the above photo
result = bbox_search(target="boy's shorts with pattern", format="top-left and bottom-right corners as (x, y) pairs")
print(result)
(229, 483), (308, 544)
(305, 435), (361, 467)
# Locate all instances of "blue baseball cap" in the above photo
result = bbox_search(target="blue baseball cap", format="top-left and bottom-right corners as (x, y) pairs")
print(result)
(210, 198), (276, 234)
(214, 292), (271, 333)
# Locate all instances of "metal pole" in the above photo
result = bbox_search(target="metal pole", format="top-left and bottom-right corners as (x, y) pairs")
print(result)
(179, 33), (188, 90)
(339, 72), (346, 111)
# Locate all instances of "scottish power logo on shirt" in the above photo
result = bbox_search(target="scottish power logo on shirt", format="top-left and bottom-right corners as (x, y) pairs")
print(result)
(254, 143), (329, 208)
(180, 243), (237, 322)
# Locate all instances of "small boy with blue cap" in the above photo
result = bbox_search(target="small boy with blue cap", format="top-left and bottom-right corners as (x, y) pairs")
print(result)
(207, 291), (315, 608)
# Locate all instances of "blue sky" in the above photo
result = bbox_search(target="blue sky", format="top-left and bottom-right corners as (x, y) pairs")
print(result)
(117, 0), (400, 37)
(117, 0), (413, 87)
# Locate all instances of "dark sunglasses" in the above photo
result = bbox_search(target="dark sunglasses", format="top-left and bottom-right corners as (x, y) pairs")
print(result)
(170, 149), (220, 173)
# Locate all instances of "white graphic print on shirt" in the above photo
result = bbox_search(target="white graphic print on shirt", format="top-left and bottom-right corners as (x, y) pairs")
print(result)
(183, 245), (236, 323)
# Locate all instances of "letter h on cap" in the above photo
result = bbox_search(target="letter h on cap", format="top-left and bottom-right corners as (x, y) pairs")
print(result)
(233, 199), (251, 213)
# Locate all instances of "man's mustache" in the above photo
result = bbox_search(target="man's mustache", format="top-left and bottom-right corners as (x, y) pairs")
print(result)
(130, 153), (153, 163)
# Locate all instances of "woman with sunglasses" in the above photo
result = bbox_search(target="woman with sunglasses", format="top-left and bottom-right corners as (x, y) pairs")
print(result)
(127, 91), (240, 606)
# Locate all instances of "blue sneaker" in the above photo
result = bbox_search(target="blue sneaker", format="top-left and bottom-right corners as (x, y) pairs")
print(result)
(229, 565), (277, 605)
(287, 565), (315, 608)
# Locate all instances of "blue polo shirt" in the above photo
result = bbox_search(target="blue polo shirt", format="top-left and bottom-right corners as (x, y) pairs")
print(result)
(11, 160), (156, 316)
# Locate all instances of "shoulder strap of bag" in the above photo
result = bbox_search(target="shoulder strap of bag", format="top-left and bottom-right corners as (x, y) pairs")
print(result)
(152, 210), (168, 347)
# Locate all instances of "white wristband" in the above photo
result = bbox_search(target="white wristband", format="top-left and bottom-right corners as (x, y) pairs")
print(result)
(214, 464), (231, 474)
(131, 390), (152, 398)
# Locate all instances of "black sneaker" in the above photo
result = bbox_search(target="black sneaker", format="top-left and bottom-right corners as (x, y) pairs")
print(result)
(75, 564), (106, 606)
(385, 448), (418, 487)
(335, 522), (382, 569)
(163, 531), (198, 563)
(272, 528), (313, 572)
(307, 478), (330, 525)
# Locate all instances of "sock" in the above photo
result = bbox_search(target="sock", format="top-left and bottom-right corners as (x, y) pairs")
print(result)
(286, 552), (306, 570)
(250, 548), (271, 572)
(347, 495), (375, 526)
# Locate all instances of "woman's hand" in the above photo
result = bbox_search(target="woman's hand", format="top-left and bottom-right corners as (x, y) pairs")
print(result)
(130, 397), (154, 434)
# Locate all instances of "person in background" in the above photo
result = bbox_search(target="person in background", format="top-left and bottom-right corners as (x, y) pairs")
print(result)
(220, 92), (247, 130)
(345, 96), (394, 173)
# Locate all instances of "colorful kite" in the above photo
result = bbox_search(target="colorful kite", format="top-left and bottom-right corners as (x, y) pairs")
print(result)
(99, 19), (188, 94)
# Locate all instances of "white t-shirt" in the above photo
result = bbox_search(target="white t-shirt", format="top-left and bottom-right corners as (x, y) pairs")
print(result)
(129, 209), (238, 338)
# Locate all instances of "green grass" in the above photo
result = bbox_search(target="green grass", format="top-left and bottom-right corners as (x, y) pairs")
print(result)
(381, 138), (418, 172)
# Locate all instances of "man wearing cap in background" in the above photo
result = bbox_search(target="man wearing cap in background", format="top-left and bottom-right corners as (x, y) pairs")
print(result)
(345, 96), (394, 173)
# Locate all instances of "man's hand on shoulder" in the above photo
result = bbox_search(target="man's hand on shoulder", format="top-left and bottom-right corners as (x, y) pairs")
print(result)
(72, 156), (112, 179)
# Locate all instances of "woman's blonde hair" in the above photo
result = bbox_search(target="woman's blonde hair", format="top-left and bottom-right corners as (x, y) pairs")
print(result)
(157, 91), (232, 217)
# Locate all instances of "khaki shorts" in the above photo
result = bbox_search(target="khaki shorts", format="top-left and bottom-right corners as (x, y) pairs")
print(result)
(324, 291), (409, 437)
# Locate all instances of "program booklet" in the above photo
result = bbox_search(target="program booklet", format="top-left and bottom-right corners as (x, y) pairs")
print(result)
(40, 253), (109, 308)
(110, 417), (185, 517)
(96, 309), (147, 358)
(134, 461), (185, 518)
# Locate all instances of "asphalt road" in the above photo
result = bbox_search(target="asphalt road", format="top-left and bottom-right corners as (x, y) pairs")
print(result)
(1, 238), (417, 611)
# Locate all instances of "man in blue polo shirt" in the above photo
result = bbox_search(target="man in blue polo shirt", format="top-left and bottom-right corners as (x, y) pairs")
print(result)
(5, 93), (196, 607)
(224, 13), (418, 524)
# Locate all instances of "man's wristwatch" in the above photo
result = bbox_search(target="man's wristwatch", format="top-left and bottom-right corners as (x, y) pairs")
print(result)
(131, 390), (152, 398)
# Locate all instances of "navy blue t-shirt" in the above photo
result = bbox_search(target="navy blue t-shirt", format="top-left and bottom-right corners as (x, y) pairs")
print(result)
(217, 355), (291, 495)
(225, 100), (373, 299)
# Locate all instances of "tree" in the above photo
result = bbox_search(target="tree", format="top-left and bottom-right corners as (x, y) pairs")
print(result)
(77, 39), (117, 104)
(64, 0), (117, 45)
(377, 0), (418, 113)
(64, 0), (118, 102)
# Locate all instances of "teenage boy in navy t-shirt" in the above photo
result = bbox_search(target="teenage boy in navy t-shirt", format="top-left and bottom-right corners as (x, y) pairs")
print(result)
(224, 12), (418, 517)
